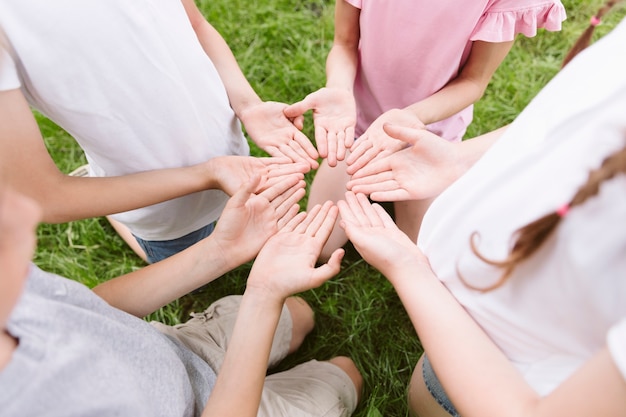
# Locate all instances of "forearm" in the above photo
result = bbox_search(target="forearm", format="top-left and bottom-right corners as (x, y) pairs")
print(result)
(407, 40), (514, 126)
(202, 288), (284, 417)
(405, 78), (486, 126)
(452, 125), (508, 176)
(389, 264), (540, 417)
(35, 163), (215, 223)
(325, 44), (358, 91)
(182, 0), (261, 117)
(93, 237), (234, 317)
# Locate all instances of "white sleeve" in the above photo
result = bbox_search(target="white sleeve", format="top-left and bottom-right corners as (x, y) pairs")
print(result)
(0, 48), (21, 91)
(607, 318), (626, 381)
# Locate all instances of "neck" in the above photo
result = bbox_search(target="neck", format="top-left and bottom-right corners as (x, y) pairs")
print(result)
(0, 330), (17, 370)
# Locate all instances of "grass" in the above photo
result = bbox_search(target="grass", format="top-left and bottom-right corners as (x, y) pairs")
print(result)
(32, 1), (625, 416)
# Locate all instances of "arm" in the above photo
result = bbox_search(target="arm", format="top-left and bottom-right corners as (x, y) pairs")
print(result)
(338, 192), (626, 417)
(0, 88), (306, 223)
(347, 123), (507, 201)
(347, 40), (514, 173)
(93, 176), (306, 317)
(180, 0), (318, 168)
(283, 0), (360, 166)
(202, 201), (344, 417)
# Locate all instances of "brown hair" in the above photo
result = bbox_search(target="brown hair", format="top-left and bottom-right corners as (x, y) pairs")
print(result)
(464, 142), (626, 293)
(562, 0), (624, 67)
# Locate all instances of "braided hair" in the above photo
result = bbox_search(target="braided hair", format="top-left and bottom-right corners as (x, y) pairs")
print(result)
(463, 1), (625, 291)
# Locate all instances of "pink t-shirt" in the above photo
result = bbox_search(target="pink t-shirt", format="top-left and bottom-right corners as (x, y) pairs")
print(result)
(345, 0), (566, 140)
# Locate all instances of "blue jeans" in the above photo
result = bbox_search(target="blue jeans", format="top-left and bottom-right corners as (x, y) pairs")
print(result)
(422, 354), (460, 417)
(134, 223), (215, 264)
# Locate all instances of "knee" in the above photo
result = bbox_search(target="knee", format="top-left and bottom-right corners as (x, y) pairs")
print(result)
(328, 356), (363, 401)
(285, 296), (314, 352)
(408, 356), (452, 417)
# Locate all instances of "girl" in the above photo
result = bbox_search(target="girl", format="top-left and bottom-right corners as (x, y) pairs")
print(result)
(338, 11), (626, 417)
(285, 0), (566, 259)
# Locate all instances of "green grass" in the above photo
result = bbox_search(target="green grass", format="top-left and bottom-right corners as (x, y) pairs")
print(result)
(33, 1), (625, 415)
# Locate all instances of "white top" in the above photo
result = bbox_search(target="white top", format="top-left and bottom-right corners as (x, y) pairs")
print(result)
(418, 18), (626, 395)
(0, 0), (249, 240)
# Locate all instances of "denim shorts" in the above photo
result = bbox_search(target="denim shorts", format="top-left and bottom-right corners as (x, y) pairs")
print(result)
(422, 354), (460, 417)
(134, 222), (215, 263)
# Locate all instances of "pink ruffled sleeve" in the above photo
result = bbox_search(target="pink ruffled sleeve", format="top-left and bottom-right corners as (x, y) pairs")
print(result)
(471, 0), (566, 42)
(344, 0), (362, 9)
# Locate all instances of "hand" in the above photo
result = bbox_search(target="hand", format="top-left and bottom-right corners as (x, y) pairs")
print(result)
(240, 101), (320, 169)
(347, 124), (460, 201)
(337, 192), (427, 278)
(209, 155), (310, 196)
(247, 201), (344, 300)
(212, 175), (306, 268)
(283, 87), (356, 167)
(346, 109), (425, 175)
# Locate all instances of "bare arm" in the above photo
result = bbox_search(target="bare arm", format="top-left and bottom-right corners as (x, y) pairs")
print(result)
(93, 176), (305, 317)
(283, 0), (360, 165)
(407, 40), (514, 125)
(338, 192), (626, 417)
(347, 40), (513, 173)
(0, 88), (244, 223)
(180, 0), (318, 167)
(347, 123), (507, 201)
(202, 201), (344, 417)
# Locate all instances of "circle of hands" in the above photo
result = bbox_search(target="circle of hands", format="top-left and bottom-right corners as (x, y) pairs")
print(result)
(217, 87), (462, 288)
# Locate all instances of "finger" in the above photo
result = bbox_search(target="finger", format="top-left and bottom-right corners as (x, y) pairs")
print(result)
(372, 203), (396, 228)
(259, 156), (293, 166)
(346, 135), (370, 163)
(370, 189), (411, 202)
(305, 201), (335, 237)
(356, 193), (384, 227)
(309, 248), (344, 286)
(292, 114), (305, 130)
(313, 204), (339, 243)
(287, 140), (319, 170)
(294, 204), (322, 234)
(335, 131), (347, 162)
(228, 175), (261, 207)
(382, 123), (422, 146)
(259, 174), (302, 202)
(346, 146), (379, 174)
(347, 171), (394, 188)
(315, 125), (329, 158)
(277, 203), (302, 230)
(280, 210), (308, 233)
(266, 162), (310, 177)
(326, 131), (338, 167)
(349, 156), (392, 180)
(349, 179), (400, 199)
(342, 191), (369, 226)
(283, 98), (312, 119)
(273, 184), (306, 219)
(292, 131), (320, 161)
(344, 126), (355, 149)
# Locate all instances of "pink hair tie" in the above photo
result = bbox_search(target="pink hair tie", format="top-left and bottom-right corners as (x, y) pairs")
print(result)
(590, 15), (602, 26)
(556, 204), (570, 217)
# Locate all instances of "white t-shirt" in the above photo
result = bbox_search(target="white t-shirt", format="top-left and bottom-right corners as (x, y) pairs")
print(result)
(0, 0), (249, 240)
(418, 18), (626, 395)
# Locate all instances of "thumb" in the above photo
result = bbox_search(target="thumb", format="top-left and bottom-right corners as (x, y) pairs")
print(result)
(382, 123), (425, 146)
(283, 98), (312, 119)
(229, 175), (261, 207)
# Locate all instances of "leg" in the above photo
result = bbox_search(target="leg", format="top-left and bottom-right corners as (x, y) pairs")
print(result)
(152, 295), (313, 372)
(106, 216), (148, 262)
(394, 197), (435, 243)
(259, 357), (362, 417)
(409, 355), (458, 417)
(308, 159), (351, 261)
(284, 296), (314, 354)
